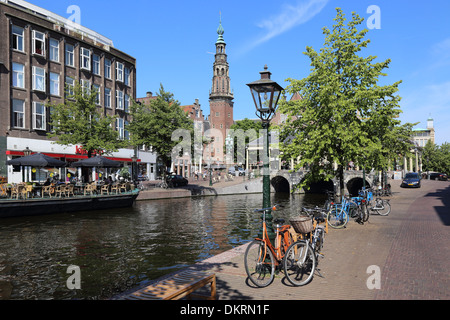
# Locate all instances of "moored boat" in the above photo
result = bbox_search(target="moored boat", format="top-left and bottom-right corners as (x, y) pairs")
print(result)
(0, 189), (139, 218)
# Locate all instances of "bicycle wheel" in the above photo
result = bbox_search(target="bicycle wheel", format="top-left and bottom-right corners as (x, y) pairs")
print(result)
(375, 199), (391, 216)
(362, 203), (370, 222)
(244, 240), (275, 288)
(327, 204), (349, 229)
(284, 241), (316, 286)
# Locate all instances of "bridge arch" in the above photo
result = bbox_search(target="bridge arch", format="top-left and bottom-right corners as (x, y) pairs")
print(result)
(346, 177), (372, 196)
(271, 176), (290, 193)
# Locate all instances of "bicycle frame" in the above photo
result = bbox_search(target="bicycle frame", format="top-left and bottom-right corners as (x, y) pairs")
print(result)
(255, 206), (293, 266)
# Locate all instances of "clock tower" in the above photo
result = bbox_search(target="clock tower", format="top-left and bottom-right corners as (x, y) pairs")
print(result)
(208, 18), (234, 164)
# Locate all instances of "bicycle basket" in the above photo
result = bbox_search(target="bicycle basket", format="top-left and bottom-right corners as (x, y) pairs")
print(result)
(290, 216), (314, 234)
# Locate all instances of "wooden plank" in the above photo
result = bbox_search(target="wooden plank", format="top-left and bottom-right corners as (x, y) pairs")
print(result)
(122, 271), (216, 300)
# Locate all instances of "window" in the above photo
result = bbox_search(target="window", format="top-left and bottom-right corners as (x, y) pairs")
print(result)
(33, 102), (46, 130)
(124, 94), (130, 113)
(215, 112), (220, 117)
(116, 62), (124, 82)
(50, 73), (60, 96)
(65, 76), (75, 96)
(80, 48), (91, 70)
(105, 59), (111, 79)
(32, 30), (45, 56)
(49, 39), (59, 62)
(105, 88), (111, 108)
(124, 121), (130, 140)
(12, 25), (24, 51)
(116, 118), (124, 139)
(12, 63), (25, 88)
(116, 90), (124, 110)
(65, 44), (74, 67)
(32, 66), (45, 92)
(93, 84), (100, 104)
(12, 99), (25, 128)
(80, 79), (91, 96)
(124, 67), (130, 86)
(93, 54), (100, 75)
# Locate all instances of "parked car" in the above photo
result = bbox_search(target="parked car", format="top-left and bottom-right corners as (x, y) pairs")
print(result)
(167, 174), (188, 187)
(228, 167), (245, 176)
(429, 172), (448, 181)
(401, 172), (421, 188)
(137, 174), (148, 181)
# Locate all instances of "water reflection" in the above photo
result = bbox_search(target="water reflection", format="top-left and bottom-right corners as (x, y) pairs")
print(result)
(0, 192), (326, 300)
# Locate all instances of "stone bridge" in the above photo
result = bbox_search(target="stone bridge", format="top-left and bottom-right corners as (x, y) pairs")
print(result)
(270, 170), (376, 195)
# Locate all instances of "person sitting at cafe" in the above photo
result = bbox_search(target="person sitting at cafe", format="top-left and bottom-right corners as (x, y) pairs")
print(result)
(43, 178), (51, 186)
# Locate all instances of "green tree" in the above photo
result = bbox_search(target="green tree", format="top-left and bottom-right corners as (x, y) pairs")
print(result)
(228, 118), (262, 164)
(279, 8), (404, 195)
(127, 84), (193, 174)
(47, 83), (126, 157)
(423, 141), (450, 174)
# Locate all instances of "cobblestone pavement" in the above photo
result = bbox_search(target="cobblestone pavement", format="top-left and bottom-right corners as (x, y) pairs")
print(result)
(191, 179), (450, 300)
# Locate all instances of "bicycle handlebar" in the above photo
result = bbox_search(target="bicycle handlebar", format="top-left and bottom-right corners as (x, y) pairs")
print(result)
(253, 204), (283, 213)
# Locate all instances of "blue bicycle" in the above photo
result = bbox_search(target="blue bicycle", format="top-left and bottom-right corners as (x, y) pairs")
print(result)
(326, 195), (352, 229)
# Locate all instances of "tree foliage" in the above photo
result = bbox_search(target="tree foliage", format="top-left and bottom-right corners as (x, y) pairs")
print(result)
(47, 83), (126, 157)
(127, 84), (193, 169)
(422, 141), (450, 174)
(279, 8), (408, 194)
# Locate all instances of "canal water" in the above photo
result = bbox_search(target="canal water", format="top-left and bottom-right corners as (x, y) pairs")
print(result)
(0, 192), (327, 300)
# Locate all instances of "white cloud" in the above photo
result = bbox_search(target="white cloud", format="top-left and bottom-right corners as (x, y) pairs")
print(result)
(239, 0), (328, 54)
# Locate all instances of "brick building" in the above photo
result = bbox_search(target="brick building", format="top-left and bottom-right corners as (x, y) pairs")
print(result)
(205, 18), (234, 166)
(0, 0), (144, 183)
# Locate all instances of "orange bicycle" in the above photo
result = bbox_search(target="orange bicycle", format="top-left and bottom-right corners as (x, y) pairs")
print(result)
(244, 205), (297, 287)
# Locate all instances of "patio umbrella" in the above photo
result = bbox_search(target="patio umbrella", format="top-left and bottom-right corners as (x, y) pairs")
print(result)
(72, 155), (122, 168)
(7, 153), (66, 167)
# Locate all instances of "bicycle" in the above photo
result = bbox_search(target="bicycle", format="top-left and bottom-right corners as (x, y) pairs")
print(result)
(283, 207), (328, 286)
(244, 205), (296, 288)
(361, 187), (391, 216)
(326, 195), (354, 229)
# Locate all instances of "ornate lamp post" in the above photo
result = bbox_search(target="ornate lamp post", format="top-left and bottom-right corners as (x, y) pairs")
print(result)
(247, 65), (283, 241)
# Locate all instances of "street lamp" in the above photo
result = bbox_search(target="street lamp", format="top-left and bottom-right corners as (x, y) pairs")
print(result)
(247, 65), (283, 241)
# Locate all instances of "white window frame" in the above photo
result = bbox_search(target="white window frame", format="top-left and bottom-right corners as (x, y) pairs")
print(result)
(65, 43), (74, 67)
(93, 84), (101, 105)
(33, 102), (46, 131)
(124, 67), (130, 86)
(12, 99), (25, 128)
(50, 72), (60, 96)
(12, 62), (25, 88)
(80, 79), (91, 96)
(105, 59), (111, 79)
(49, 38), (59, 62)
(116, 62), (124, 82)
(12, 25), (24, 52)
(32, 66), (46, 92)
(124, 94), (130, 113)
(65, 76), (75, 97)
(105, 88), (111, 108)
(93, 54), (100, 75)
(32, 30), (46, 56)
(116, 90), (124, 110)
(80, 47), (91, 71)
(116, 118), (124, 140)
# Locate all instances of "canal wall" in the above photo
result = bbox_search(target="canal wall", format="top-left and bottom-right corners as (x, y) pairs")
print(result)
(136, 178), (266, 201)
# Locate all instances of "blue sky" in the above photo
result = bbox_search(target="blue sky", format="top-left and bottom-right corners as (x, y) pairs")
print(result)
(31, 0), (450, 145)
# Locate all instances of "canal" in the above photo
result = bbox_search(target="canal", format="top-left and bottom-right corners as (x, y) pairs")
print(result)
(0, 192), (327, 300)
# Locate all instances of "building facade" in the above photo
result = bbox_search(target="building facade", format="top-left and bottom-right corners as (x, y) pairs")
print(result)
(412, 117), (435, 147)
(0, 0), (143, 183)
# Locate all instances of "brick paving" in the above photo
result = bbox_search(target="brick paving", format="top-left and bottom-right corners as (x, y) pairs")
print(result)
(117, 178), (449, 300)
(189, 179), (450, 300)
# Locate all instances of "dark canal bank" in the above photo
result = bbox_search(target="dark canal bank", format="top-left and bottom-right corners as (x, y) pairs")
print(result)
(0, 192), (327, 300)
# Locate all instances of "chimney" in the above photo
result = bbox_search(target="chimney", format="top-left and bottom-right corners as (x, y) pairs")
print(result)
(146, 92), (153, 97)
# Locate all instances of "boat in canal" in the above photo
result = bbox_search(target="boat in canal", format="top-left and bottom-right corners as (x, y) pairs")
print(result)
(0, 189), (139, 218)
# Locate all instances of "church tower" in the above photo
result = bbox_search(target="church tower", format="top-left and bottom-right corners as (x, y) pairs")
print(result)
(208, 18), (234, 164)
